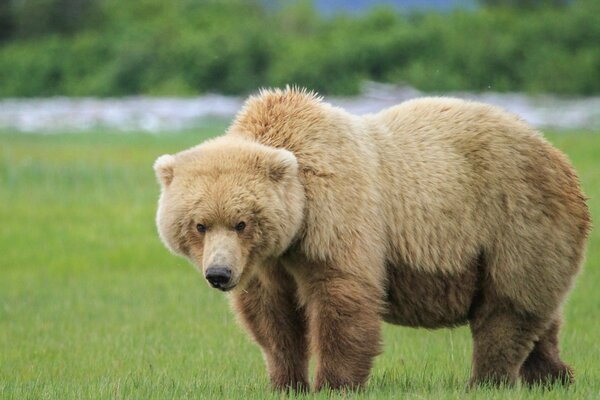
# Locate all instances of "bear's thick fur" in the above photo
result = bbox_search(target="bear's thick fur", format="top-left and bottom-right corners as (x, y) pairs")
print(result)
(154, 88), (590, 391)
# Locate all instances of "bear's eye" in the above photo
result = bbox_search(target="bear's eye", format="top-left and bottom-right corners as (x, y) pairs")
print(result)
(196, 224), (207, 233)
(235, 221), (246, 232)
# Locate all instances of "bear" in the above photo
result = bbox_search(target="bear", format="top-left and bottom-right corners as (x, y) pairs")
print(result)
(153, 87), (590, 392)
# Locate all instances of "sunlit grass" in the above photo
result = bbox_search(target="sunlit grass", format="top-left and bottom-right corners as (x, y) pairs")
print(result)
(1, 129), (599, 399)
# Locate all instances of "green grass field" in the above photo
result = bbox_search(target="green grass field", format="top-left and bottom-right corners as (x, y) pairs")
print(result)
(1, 128), (599, 399)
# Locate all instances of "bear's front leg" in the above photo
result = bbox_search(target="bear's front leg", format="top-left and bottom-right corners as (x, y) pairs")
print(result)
(231, 266), (309, 392)
(303, 271), (383, 391)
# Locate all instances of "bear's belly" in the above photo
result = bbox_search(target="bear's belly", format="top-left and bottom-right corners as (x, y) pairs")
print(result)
(382, 261), (480, 329)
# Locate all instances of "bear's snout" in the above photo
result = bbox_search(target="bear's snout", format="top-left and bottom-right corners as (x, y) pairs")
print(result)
(205, 266), (233, 290)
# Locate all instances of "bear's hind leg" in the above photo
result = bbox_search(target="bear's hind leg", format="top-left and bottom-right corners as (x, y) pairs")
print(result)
(520, 317), (574, 386)
(232, 266), (309, 392)
(468, 305), (545, 387)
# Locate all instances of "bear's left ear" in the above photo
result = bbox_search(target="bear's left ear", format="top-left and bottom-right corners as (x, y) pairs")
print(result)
(153, 154), (176, 188)
(268, 148), (299, 182)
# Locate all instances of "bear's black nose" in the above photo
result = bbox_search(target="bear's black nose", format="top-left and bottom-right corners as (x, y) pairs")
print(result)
(205, 266), (232, 289)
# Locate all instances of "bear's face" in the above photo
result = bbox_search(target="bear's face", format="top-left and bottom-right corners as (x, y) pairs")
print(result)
(154, 137), (305, 292)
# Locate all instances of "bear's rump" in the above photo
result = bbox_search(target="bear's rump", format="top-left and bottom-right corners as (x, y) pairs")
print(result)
(382, 257), (482, 329)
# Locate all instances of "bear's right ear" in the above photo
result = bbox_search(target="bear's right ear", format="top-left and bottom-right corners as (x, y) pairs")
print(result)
(153, 154), (176, 188)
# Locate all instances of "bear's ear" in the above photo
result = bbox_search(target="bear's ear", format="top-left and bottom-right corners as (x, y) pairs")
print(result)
(268, 148), (299, 182)
(153, 154), (176, 187)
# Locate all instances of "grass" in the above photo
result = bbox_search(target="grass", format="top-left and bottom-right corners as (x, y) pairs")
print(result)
(0, 128), (599, 399)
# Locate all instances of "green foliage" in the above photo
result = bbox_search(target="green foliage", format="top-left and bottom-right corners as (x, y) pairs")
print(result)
(4, 0), (103, 39)
(478, 0), (571, 9)
(0, 0), (599, 96)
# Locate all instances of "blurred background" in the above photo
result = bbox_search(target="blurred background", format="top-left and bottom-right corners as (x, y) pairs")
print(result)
(1, 1), (599, 399)
(1, 0), (599, 131)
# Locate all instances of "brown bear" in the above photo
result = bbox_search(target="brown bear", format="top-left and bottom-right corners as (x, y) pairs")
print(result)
(153, 87), (590, 392)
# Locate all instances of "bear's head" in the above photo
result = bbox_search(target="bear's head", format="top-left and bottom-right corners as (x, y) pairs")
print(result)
(153, 136), (305, 292)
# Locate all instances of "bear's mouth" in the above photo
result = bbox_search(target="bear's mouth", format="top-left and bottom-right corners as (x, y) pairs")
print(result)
(218, 285), (235, 292)
(207, 280), (236, 292)
(207, 282), (236, 292)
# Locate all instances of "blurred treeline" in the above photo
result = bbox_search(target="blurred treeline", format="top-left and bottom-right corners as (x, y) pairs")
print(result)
(0, 0), (599, 97)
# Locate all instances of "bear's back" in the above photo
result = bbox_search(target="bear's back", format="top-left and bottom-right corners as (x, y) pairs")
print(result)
(369, 97), (588, 281)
